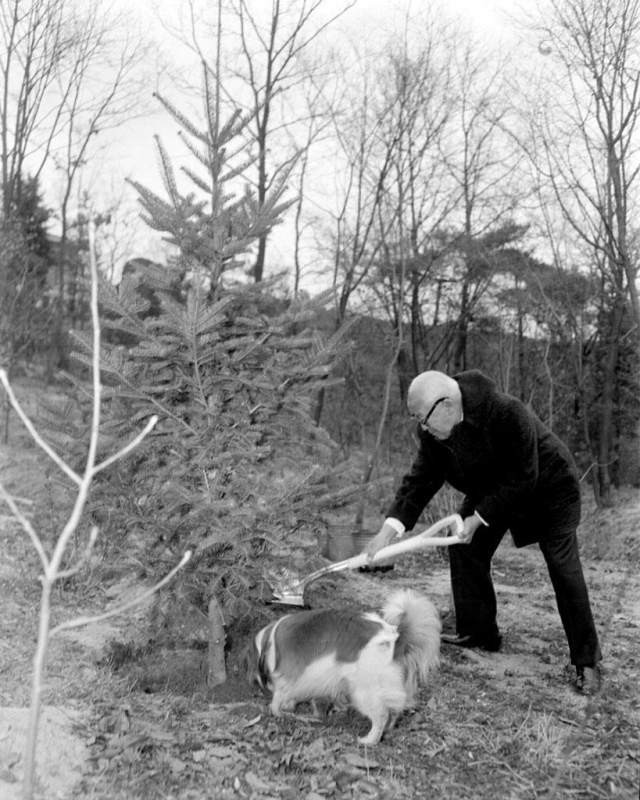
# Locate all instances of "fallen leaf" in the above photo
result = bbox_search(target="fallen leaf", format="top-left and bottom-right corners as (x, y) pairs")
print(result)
(165, 755), (188, 773)
(244, 770), (271, 791)
(354, 779), (379, 796)
(144, 724), (176, 743)
(335, 770), (360, 791)
(279, 752), (295, 769)
(99, 705), (131, 735)
(344, 753), (380, 770)
(206, 746), (238, 759)
(303, 738), (326, 760)
(100, 732), (149, 759)
(207, 730), (238, 742)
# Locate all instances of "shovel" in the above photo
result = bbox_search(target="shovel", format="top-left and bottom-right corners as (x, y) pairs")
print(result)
(268, 513), (464, 606)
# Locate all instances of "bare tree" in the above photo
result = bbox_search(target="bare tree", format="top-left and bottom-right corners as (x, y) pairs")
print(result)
(0, 0), (150, 373)
(439, 36), (523, 373)
(320, 42), (401, 325)
(0, 0), (68, 217)
(361, 17), (466, 392)
(521, 0), (640, 504)
(155, 0), (357, 285)
(49, 2), (150, 368)
(223, 0), (356, 282)
(323, 15), (457, 515)
(286, 74), (336, 296)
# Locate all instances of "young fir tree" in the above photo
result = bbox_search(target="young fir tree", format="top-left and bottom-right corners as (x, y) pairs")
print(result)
(46, 65), (354, 684)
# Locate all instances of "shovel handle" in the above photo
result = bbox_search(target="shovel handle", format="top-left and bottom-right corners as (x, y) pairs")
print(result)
(301, 513), (464, 589)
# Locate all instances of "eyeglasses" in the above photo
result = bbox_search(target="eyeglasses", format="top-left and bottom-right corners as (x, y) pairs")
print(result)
(411, 397), (447, 427)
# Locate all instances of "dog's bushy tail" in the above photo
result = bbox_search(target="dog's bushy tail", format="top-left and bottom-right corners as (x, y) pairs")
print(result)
(382, 589), (441, 701)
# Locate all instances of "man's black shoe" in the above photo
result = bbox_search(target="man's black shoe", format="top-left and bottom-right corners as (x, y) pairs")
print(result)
(574, 664), (602, 696)
(441, 633), (502, 652)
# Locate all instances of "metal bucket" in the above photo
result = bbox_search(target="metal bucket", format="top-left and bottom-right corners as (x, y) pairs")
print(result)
(352, 530), (376, 554)
(325, 527), (395, 567)
(325, 525), (356, 561)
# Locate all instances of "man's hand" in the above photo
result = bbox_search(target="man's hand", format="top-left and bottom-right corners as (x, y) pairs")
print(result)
(460, 514), (484, 544)
(364, 522), (398, 562)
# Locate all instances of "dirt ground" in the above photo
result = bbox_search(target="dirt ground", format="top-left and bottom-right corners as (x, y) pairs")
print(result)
(0, 418), (639, 799)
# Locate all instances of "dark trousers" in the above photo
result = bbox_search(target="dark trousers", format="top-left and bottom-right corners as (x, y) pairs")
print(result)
(448, 508), (601, 667)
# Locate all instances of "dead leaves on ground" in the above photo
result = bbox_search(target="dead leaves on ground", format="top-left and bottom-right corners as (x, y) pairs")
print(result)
(87, 699), (411, 799)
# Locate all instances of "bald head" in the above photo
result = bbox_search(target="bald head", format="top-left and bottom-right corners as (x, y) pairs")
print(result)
(408, 371), (459, 410)
(407, 371), (462, 439)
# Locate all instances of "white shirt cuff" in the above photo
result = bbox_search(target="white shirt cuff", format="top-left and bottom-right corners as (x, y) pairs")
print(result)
(474, 510), (489, 526)
(384, 517), (406, 536)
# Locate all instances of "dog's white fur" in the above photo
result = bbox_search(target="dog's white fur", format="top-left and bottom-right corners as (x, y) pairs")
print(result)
(247, 589), (441, 745)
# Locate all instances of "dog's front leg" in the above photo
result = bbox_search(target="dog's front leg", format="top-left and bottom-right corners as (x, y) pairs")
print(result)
(385, 711), (399, 733)
(270, 691), (296, 717)
(357, 708), (389, 746)
(309, 698), (331, 719)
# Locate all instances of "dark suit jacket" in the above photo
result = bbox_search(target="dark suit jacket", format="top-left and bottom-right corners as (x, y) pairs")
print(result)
(387, 370), (581, 547)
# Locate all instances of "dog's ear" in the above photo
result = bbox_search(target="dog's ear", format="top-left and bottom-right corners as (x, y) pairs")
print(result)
(257, 640), (270, 689)
(243, 641), (259, 686)
(244, 639), (269, 691)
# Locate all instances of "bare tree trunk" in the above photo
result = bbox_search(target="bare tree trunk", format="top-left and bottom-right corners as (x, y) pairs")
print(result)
(53, 219), (69, 372)
(595, 296), (625, 506)
(207, 594), (227, 687)
(452, 281), (469, 374)
(252, 106), (270, 283)
(516, 282), (525, 403)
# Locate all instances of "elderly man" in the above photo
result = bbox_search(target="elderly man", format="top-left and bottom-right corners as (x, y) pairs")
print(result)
(367, 369), (602, 695)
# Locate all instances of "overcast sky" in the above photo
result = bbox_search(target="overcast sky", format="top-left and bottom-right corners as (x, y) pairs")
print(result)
(104, 0), (524, 182)
(77, 0), (532, 278)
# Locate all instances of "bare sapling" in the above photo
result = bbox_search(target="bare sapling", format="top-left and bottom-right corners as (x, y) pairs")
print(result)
(0, 223), (191, 800)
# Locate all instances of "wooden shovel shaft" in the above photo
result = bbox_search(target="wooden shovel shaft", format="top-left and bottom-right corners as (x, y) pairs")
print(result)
(272, 513), (464, 604)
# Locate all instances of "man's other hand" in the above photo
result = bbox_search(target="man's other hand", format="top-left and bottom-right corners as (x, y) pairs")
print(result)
(460, 514), (484, 543)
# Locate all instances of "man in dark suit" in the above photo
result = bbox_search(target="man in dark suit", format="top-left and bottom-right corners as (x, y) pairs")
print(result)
(366, 369), (602, 695)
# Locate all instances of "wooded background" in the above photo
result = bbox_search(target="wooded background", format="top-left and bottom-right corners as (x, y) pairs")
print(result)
(1, 0), (638, 529)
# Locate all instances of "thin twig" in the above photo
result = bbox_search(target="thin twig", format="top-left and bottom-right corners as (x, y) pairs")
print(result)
(0, 370), (83, 487)
(92, 415), (158, 475)
(83, 221), (103, 482)
(55, 527), (99, 581)
(0, 481), (49, 569)
(50, 551), (192, 635)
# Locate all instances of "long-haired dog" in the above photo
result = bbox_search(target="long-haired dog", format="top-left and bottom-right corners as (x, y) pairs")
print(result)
(246, 589), (441, 745)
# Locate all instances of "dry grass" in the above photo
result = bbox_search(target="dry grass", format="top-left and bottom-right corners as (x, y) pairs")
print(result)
(0, 402), (638, 799)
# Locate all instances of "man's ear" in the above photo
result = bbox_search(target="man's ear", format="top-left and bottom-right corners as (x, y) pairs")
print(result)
(444, 397), (462, 420)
